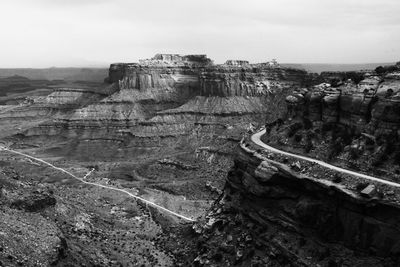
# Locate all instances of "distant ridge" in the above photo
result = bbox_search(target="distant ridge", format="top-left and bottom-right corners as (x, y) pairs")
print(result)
(2, 75), (30, 80)
(0, 67), (108, 82)
(282, 62), (396, 73)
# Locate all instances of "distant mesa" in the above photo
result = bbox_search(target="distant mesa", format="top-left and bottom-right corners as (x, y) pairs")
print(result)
(107, 54), (284, 85)
(223, 59), (280, 68)
(152, 53), (182, 61)
(225, 60), (250, 67)
(111, 53), (281, 69)
(3, 75), (30, 81)
(138, 53), (213, 66)
(257, 59), (279, 68)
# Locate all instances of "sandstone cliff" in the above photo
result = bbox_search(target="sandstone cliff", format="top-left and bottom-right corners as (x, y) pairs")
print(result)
(265, 63), (400, 178)
(11, 54), (307, 160)
(199, 65), (307, 97)
(186, 141), (400, 266)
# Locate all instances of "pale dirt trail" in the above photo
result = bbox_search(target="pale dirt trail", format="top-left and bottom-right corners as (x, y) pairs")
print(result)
(251, 129), (400, 188)
(0, 146), (195, 222)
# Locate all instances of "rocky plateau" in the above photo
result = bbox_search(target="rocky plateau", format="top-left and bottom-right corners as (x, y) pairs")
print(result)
(1, 56), (400, 266)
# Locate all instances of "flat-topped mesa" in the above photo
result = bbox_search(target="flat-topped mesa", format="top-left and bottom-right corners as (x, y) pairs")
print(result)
(139, 54), (213, 67)
(107, 54), (213, 92)
(255, 59), (280, 68)
(152, 53), (182, 62)
(107, 54), (308, 98)
(225, 60), (250, 67)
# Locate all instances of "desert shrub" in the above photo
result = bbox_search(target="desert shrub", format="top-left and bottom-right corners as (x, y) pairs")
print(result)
(343, 72), (364, 84)
(375, 66), (386, 75)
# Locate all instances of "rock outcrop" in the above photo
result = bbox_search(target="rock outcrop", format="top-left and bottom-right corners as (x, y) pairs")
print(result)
(266, 64), (400, 176)
(189, 143), (400, 266)
(286, 69), (400, 134)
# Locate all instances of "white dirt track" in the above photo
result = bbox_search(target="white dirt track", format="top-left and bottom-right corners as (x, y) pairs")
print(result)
(251, 129), (400, 188)
(0, 146), (195, 222)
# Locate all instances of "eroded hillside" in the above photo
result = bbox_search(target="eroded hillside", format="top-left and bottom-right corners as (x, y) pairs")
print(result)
(0, 54), (309, 266)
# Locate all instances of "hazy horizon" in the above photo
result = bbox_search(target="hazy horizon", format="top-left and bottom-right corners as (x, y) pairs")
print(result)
(1, 0), (399, 68)
(0, 61), (397, 69)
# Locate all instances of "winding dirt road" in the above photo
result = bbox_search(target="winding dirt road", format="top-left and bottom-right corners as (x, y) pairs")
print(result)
(0, 146), (195, 222)
(251, 129), (400, 188)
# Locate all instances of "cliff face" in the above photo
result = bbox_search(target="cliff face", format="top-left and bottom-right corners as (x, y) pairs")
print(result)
(199, 66), (307, 97)
(287, 71), (400, 134)
(267, 67), (400, 174)
(189, 144), (400, 266)
(107, 53), (212, 85)
(13, 54), (307, 160)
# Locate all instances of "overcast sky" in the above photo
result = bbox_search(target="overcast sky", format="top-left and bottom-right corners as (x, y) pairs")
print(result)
(1, 0), (399, 67)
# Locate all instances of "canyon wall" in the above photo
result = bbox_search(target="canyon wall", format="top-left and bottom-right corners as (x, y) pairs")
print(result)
(286, 67), (400, 135)
(265, 65), (400, 173)
(191, 142), (400, 266)
(199, 66), (307, 97)
(287, 74), (400, 133)
(13, 54), (308, 160)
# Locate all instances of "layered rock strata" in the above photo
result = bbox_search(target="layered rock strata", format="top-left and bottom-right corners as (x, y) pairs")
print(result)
(15, 54), (308, 159)
(190, 143), (400, 266)
(286, 71), (400, 134)
(199, 65), (307, 97)
(266, 65), (400, 174)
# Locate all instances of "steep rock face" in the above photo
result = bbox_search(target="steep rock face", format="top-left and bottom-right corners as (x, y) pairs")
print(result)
(190, 145), (400, 266)
(370, 72), (400, 134)
(286, 71), (400, 134)
(233, 148), (400, 256)
(15, 54), (308, 160)
(339, 76), (381, 127)
(266, 66), (400, 176)
(116, 65), (199, 95)
(199, 66), (308, 97)
(108, 53), (212, 85)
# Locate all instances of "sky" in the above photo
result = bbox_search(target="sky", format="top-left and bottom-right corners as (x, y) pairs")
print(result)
(0, 0), (399, 67)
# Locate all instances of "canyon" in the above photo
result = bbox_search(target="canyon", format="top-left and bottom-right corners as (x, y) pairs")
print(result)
(1, 55), (400, 266)
(266, 62), (400, 180)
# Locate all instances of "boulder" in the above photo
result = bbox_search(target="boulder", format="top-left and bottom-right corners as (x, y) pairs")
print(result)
(360, 184), (377, 198)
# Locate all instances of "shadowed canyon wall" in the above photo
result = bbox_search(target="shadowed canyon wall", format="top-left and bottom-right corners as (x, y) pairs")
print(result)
(190, 142), (400, 266)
